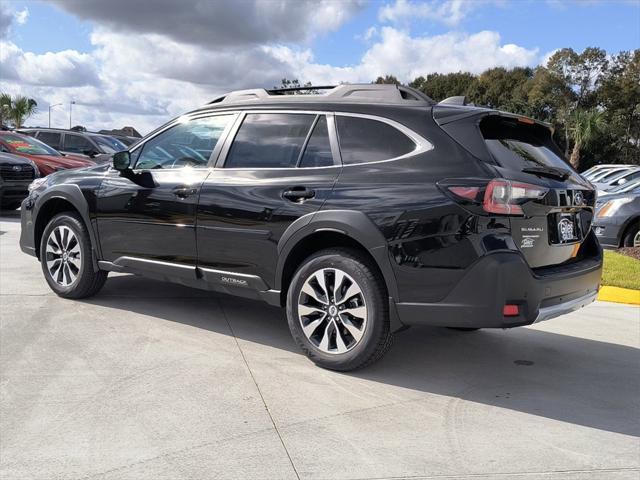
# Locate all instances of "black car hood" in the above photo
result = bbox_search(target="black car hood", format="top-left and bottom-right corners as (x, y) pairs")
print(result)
(0, 152), (35, 166)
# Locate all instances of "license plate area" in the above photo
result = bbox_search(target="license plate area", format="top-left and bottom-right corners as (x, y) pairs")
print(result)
(548, 212), (582, 244)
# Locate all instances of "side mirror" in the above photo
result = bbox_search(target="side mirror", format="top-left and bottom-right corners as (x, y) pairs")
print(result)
(113, 151), (131, 171)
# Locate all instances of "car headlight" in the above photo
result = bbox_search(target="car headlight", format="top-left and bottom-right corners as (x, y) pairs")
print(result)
(596, 197), (634, 218)
(28, 177), (48, 193)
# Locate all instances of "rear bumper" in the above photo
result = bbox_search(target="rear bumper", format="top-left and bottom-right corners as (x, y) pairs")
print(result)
(395, 251), (602, 328)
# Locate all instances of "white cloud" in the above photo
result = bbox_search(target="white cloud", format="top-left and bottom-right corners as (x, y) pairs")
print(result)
(270, 28), (540, 85)
(0, 40), (99, 87)
(2, 0), (542, 135)
(379, 0), (477, 26)
(14, 7), (29, 25)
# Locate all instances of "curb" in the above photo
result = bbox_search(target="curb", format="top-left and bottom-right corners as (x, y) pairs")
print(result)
(598, 286), (640, 306)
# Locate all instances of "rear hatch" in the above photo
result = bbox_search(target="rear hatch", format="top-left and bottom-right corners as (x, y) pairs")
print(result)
(434, 106), (597, 269)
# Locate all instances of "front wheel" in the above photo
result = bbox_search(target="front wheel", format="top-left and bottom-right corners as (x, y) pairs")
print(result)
(621, 222), (640, 248)
(286, 248), (392, 371)
(40, 212), (107, 299)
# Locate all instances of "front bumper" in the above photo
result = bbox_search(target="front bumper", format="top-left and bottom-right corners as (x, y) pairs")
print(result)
(0, 182), (31, 204)
(395, 251), (602, 329)
(592, 222), (621, 248)
(19, 197), (37, 257)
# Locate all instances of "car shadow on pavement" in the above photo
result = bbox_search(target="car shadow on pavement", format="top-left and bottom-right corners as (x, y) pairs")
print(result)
(83, 274), (640, 438)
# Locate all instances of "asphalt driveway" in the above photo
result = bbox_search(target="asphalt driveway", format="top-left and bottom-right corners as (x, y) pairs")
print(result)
(1, 211), (639, 480)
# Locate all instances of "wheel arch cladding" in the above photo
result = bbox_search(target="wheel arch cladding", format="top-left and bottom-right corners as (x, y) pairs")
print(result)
(34, 186), (98, 267)
(276, 210), (399, 306)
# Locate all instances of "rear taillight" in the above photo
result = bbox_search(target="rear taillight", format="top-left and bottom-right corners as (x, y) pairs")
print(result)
(444, 178), (548, 216)
(483, 179), (548, 215)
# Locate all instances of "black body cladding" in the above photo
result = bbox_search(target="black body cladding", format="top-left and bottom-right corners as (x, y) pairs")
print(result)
(20, 84), (602, 333)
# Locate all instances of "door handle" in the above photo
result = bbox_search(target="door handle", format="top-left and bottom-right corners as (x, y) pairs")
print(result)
(283, 186), (315, 202)
(172, 186), (198, 198)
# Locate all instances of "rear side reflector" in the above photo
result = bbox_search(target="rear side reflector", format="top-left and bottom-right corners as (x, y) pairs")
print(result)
(448, 186), (481, 201)
(503, 304), (520, 317)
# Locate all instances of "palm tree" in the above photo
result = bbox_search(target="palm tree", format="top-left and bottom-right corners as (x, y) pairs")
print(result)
(0, 93), (11, 127)
(569, 109), (604, 169)
(8, 96), (38, 128)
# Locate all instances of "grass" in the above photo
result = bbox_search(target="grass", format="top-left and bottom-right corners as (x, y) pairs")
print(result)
(602, 250), (640, 290)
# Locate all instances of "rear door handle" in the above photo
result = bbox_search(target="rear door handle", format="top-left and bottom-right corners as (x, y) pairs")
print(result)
(172, 186), (198, 198)
(283, 186), (315, 202)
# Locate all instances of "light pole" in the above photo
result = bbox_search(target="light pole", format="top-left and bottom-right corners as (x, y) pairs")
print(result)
(69, 100), (76, 129)
(48, 103), (62, 128)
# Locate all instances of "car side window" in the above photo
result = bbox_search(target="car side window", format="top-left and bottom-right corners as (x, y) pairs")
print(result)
(299, 116), (335, 168)
(64, 134), (94, 154)
(134, 115), (233, 170)
(37, 131), (62, 149)
(336, 115), (416, 165)
(225, 113), (315, 168)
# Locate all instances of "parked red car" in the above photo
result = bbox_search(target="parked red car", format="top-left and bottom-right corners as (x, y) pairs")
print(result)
(0, 131), (95, 176)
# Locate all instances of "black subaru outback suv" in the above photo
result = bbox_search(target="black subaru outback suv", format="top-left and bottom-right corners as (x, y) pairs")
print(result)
(20, 84), (602, 371)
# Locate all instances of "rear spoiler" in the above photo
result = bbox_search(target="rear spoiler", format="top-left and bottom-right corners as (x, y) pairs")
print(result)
(433, 104), (554, 135)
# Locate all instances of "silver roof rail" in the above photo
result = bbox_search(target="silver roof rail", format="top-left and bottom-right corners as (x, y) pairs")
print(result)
(209, 84), (434, 105)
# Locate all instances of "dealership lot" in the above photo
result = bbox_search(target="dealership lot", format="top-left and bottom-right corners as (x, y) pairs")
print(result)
(1, 211), (638, 480)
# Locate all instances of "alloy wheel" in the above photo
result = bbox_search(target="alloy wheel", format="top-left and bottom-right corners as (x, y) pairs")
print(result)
(45, 226), (81, 287)
(298, 267), (367, 354)
(634, 230), (640, 248)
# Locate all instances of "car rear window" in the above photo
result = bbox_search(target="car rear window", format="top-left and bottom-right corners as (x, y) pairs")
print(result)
(1, 133), (60, 156)
(480, 116), (571, 172)
(336, 115), (415, 165)
(36, 131), (62, 149)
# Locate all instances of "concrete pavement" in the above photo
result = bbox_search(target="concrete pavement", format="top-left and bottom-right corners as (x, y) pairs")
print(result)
(1, 211), (639, 480)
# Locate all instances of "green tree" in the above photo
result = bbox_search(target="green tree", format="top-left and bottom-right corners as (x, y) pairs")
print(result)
(547, 47), (608, 110)
(527, 66), (575, 155)
(373, 75), (401, 85)
(276, 78), (317, 94)
(410, 72), (477, 102)
(569, 109), (605, 169)
(466, 67), (533, 114)
(0, 94), (38, 128)
(0, 93), (11, 127)
(598, 50), (640, 164)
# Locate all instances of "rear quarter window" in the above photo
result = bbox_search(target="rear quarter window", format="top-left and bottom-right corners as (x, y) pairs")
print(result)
(336, 115), (416, 165)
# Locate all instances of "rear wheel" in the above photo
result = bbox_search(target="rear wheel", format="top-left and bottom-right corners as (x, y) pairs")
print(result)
(286, 248), (392, 371)
(40, 212), (107, 299)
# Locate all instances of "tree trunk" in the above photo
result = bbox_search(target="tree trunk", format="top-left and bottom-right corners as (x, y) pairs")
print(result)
(564, 121), (570, 157)
(569, 142), (581, 170)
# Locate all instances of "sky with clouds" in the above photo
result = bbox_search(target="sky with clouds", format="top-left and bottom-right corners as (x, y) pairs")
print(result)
(1, 0), (638, 134)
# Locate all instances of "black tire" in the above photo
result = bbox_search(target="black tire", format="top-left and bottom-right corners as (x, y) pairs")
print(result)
(40, 212), (107, 299)
(286, 248), (392, 371)
(621, 221), (639, 248)
(446, 327), (480, 332)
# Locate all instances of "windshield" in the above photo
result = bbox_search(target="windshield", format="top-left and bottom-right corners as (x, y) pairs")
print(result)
(2, 133), (61, 156)
(91, 135), (126, 153)
(609, 179), (640, 194)
(480, 117), (573, 172)
(599, 169), (633, 182)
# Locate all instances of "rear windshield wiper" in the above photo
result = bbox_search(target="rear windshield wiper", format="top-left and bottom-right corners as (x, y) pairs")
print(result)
(522, 166), (570, 181)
